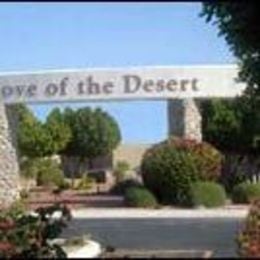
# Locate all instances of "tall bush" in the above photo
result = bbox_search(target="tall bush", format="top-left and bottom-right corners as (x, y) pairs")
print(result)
(237, 199), (260, 257)
(201, 99), (242, 153)
(141, 137), (222, 206)
(220, 154), (248, 194)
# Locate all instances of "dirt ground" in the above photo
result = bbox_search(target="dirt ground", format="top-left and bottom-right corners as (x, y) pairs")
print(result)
(25, 187), (124, 210)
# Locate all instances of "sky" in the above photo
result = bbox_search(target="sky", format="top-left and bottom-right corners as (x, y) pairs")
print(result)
(0, 2), (235, 144)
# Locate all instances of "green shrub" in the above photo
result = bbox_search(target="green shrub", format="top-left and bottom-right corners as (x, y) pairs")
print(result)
(110, 179), (143, 195)
(35, 159), (64, 188)
(3, 200), (27, 218)
(141, 137), (222, 206)
(189, 182), (227, 208)
(114, 160), (130, 183)
(75, 174), (95, 191)
(87, 170), (106, 184)
(0, 203), (71, 258)
(237, 199), (260, 257)
(232, 182), (260, 204)
(52, 180), (70, 197)
(124, 187), (158, 208)
(20, 158), (38, 179)
(57, 180), (70, 190)
(20, 158), (65, 188)
(220, 154), (252, 194)
(19, 189), (29, 200)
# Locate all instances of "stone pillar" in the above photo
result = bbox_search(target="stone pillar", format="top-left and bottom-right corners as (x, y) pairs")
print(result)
(5, 104), (21, 160)
(0, 100), (20, 208)
(167, 98), (202, 142)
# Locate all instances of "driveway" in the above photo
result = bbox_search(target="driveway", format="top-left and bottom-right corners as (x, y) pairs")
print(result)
(61, 216), (245, 257)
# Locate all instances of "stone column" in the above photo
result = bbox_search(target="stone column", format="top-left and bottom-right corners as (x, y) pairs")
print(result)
(167, 98), (202, 142)
(0, 100), (20, 208)
(5, 104), (21, 160)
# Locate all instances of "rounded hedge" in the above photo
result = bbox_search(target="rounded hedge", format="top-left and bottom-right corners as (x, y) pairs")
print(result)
(124, 187), (158, 208)
(110, 179), (143, 195)
(232, 182), (260, 204)
(189, 181), (227, 208)
(141, 137), (222, 206)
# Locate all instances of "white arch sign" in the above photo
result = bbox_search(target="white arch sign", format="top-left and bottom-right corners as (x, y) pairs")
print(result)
(0, 65), (246, 104)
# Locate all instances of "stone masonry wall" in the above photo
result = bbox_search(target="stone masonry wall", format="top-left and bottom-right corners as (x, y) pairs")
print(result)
(168, 98), (202, 142)
(0, 101), (20, 208)
(5, 105), (20, 160)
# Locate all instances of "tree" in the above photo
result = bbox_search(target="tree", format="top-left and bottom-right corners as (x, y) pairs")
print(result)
(200, 2), (260, 152)
(236, 91), (260, 152)
(8, 104), (35, 123)
(200, 2), (260, 92)
(17, 106), (71, 158)
(201, 99), (241, 152)
(61, 107), (121, 174)
(16, 105), (53, 158)
(44, 108), (71, 155)
(201, 98), (260, 154)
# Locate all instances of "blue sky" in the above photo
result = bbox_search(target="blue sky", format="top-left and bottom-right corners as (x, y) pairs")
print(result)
(0, 2), (235, 144)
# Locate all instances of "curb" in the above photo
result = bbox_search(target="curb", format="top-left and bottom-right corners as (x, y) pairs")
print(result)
(70, 208), (249, 219)
(101, 249), (213, 258)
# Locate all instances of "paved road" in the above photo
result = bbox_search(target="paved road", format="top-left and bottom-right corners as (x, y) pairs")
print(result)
(61, 217), (245, 258)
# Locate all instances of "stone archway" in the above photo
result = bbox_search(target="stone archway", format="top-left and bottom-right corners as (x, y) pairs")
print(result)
(0, 65), (246, 206)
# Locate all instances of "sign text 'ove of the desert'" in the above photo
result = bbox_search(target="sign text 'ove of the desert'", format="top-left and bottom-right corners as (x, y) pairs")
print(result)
(0, 66), (246, 103)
